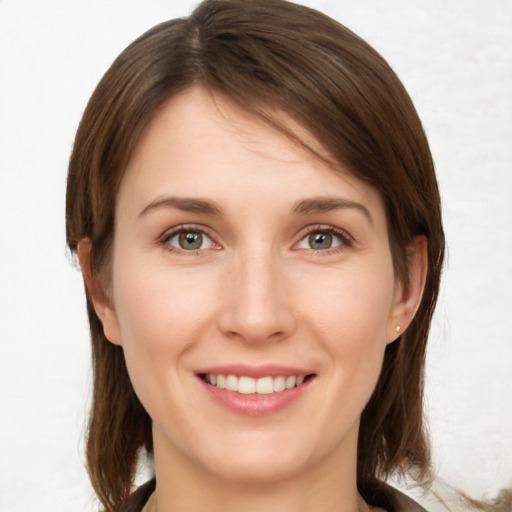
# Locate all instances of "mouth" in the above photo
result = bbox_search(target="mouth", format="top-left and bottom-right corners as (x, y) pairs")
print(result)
(199, 373), (315, 395)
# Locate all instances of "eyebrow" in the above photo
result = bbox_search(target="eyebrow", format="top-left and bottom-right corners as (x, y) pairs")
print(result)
(292, 197), (373, 225)
(139, 197), (222, 218)
(138, 195), (373, 225)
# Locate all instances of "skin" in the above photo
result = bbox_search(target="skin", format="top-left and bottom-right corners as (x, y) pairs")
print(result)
(79, 87), (427, 512)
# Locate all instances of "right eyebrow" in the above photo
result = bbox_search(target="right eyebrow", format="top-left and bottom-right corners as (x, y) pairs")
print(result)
(138, 196), (223, 218)
(292, 196), (374, 226)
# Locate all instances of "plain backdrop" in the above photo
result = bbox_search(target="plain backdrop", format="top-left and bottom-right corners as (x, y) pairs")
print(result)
(0, 1), (511, 511)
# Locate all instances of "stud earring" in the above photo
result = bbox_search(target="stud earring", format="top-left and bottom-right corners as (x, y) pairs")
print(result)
(395, 325), (401, 333)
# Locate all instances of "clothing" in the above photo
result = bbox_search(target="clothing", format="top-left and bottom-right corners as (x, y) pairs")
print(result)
(121, 477), (428, 512)
(360, 479), (428, 511)
(119, 479), (155, 512)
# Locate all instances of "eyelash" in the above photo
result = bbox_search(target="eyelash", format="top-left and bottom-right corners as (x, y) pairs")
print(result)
(296, 225), (353, 255)
(159, 224), (353, 255)
(160, 224), (218, 255)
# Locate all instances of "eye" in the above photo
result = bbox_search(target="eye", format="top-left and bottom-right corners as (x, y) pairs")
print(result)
(164, 228), (216, 252)
(296, 228), (349, 251)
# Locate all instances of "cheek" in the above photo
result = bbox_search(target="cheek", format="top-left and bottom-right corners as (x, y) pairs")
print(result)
(113, 264), (213, 347)
(110, 264), (217, 400)
(109, 268), (215, 428)
(299, 262), (394, 391)
(301, 261), (395, 344)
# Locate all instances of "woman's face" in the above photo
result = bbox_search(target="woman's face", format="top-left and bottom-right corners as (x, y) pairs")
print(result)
(95, 87), (410, 484)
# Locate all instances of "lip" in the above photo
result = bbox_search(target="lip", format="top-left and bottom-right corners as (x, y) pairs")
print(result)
(196, 364), (315, 417)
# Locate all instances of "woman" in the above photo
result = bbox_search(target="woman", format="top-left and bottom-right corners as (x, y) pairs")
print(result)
(66, 0), (445, 510)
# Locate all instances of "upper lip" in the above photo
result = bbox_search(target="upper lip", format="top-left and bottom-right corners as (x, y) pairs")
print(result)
(196, 364), (313, 379)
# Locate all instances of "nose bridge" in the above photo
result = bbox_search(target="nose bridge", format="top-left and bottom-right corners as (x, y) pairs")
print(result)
(219, 244), (295, 343)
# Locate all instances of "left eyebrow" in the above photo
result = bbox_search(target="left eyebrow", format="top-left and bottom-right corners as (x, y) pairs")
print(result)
(138, 196), (223, 218)
(292, 197), (373, 226)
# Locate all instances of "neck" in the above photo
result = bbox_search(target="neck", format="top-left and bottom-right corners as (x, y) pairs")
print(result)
(150, 425), (370, 512)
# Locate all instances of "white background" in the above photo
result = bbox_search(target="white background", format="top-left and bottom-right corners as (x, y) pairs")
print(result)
(0, 1), (511, 511)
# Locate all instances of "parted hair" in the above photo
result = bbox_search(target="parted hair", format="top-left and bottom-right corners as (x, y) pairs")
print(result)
(65, 1), (445, 510)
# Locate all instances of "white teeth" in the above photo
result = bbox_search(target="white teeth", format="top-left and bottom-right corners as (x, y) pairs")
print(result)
(285, 376), (296, 389)
(273, 376), (286, 392)
(256, 376), (274, 394)
(203, 374), (309, 394)
(238, 376), (256, 394)
(216, 374), (226, 389)
(225, 374), (238, 391)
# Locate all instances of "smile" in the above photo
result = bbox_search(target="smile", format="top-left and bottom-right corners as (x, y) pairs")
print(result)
(201, 374), (311, 394)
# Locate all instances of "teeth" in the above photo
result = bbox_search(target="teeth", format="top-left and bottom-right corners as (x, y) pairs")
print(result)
(274, 376), (286, 392)
(203, 374), (308, 394)
(285, 376), (296, 389)
(225, 374), (238, 392)
(217, 374), (226, 389)
(256, 376), (273, 394)
(238, 376), (256, 394)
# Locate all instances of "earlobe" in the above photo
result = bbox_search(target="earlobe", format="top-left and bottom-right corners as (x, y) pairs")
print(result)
(77, 239), (122, 346)
(387, 236), (428, 343)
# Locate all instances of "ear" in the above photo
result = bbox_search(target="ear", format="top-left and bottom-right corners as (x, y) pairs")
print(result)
(387, 236), (428, 343)
(77, 239), (122, 346)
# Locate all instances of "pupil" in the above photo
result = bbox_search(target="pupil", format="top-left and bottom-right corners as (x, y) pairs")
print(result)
(179, 231), (202, 250)
(309, 232), (332, 250)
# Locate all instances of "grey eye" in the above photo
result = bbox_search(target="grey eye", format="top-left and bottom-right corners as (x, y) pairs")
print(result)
(297, 230), (345, 251)
(179, 231), (204, 250)
(166, 230), (215, 251)
(308, 232), (334, 250)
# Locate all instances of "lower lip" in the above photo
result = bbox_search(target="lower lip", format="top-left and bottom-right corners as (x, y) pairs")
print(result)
(199, 377), (314, 417)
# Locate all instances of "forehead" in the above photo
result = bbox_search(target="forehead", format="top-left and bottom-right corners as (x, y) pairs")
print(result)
(128, 87), (330, 173)
(119, 86), (386, 224)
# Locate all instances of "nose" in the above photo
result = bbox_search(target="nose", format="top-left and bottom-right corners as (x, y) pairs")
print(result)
(217, 250), (296, 345)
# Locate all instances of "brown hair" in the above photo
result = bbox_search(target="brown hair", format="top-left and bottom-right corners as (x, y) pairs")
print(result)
(66, 1), (445, 510)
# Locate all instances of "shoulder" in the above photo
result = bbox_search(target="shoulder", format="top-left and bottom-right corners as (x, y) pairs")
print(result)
(360, 479), (428, 512)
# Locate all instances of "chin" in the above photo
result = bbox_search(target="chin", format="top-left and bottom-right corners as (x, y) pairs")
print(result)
(203, 451), (310, 484)
(188, 428), (341, 486)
